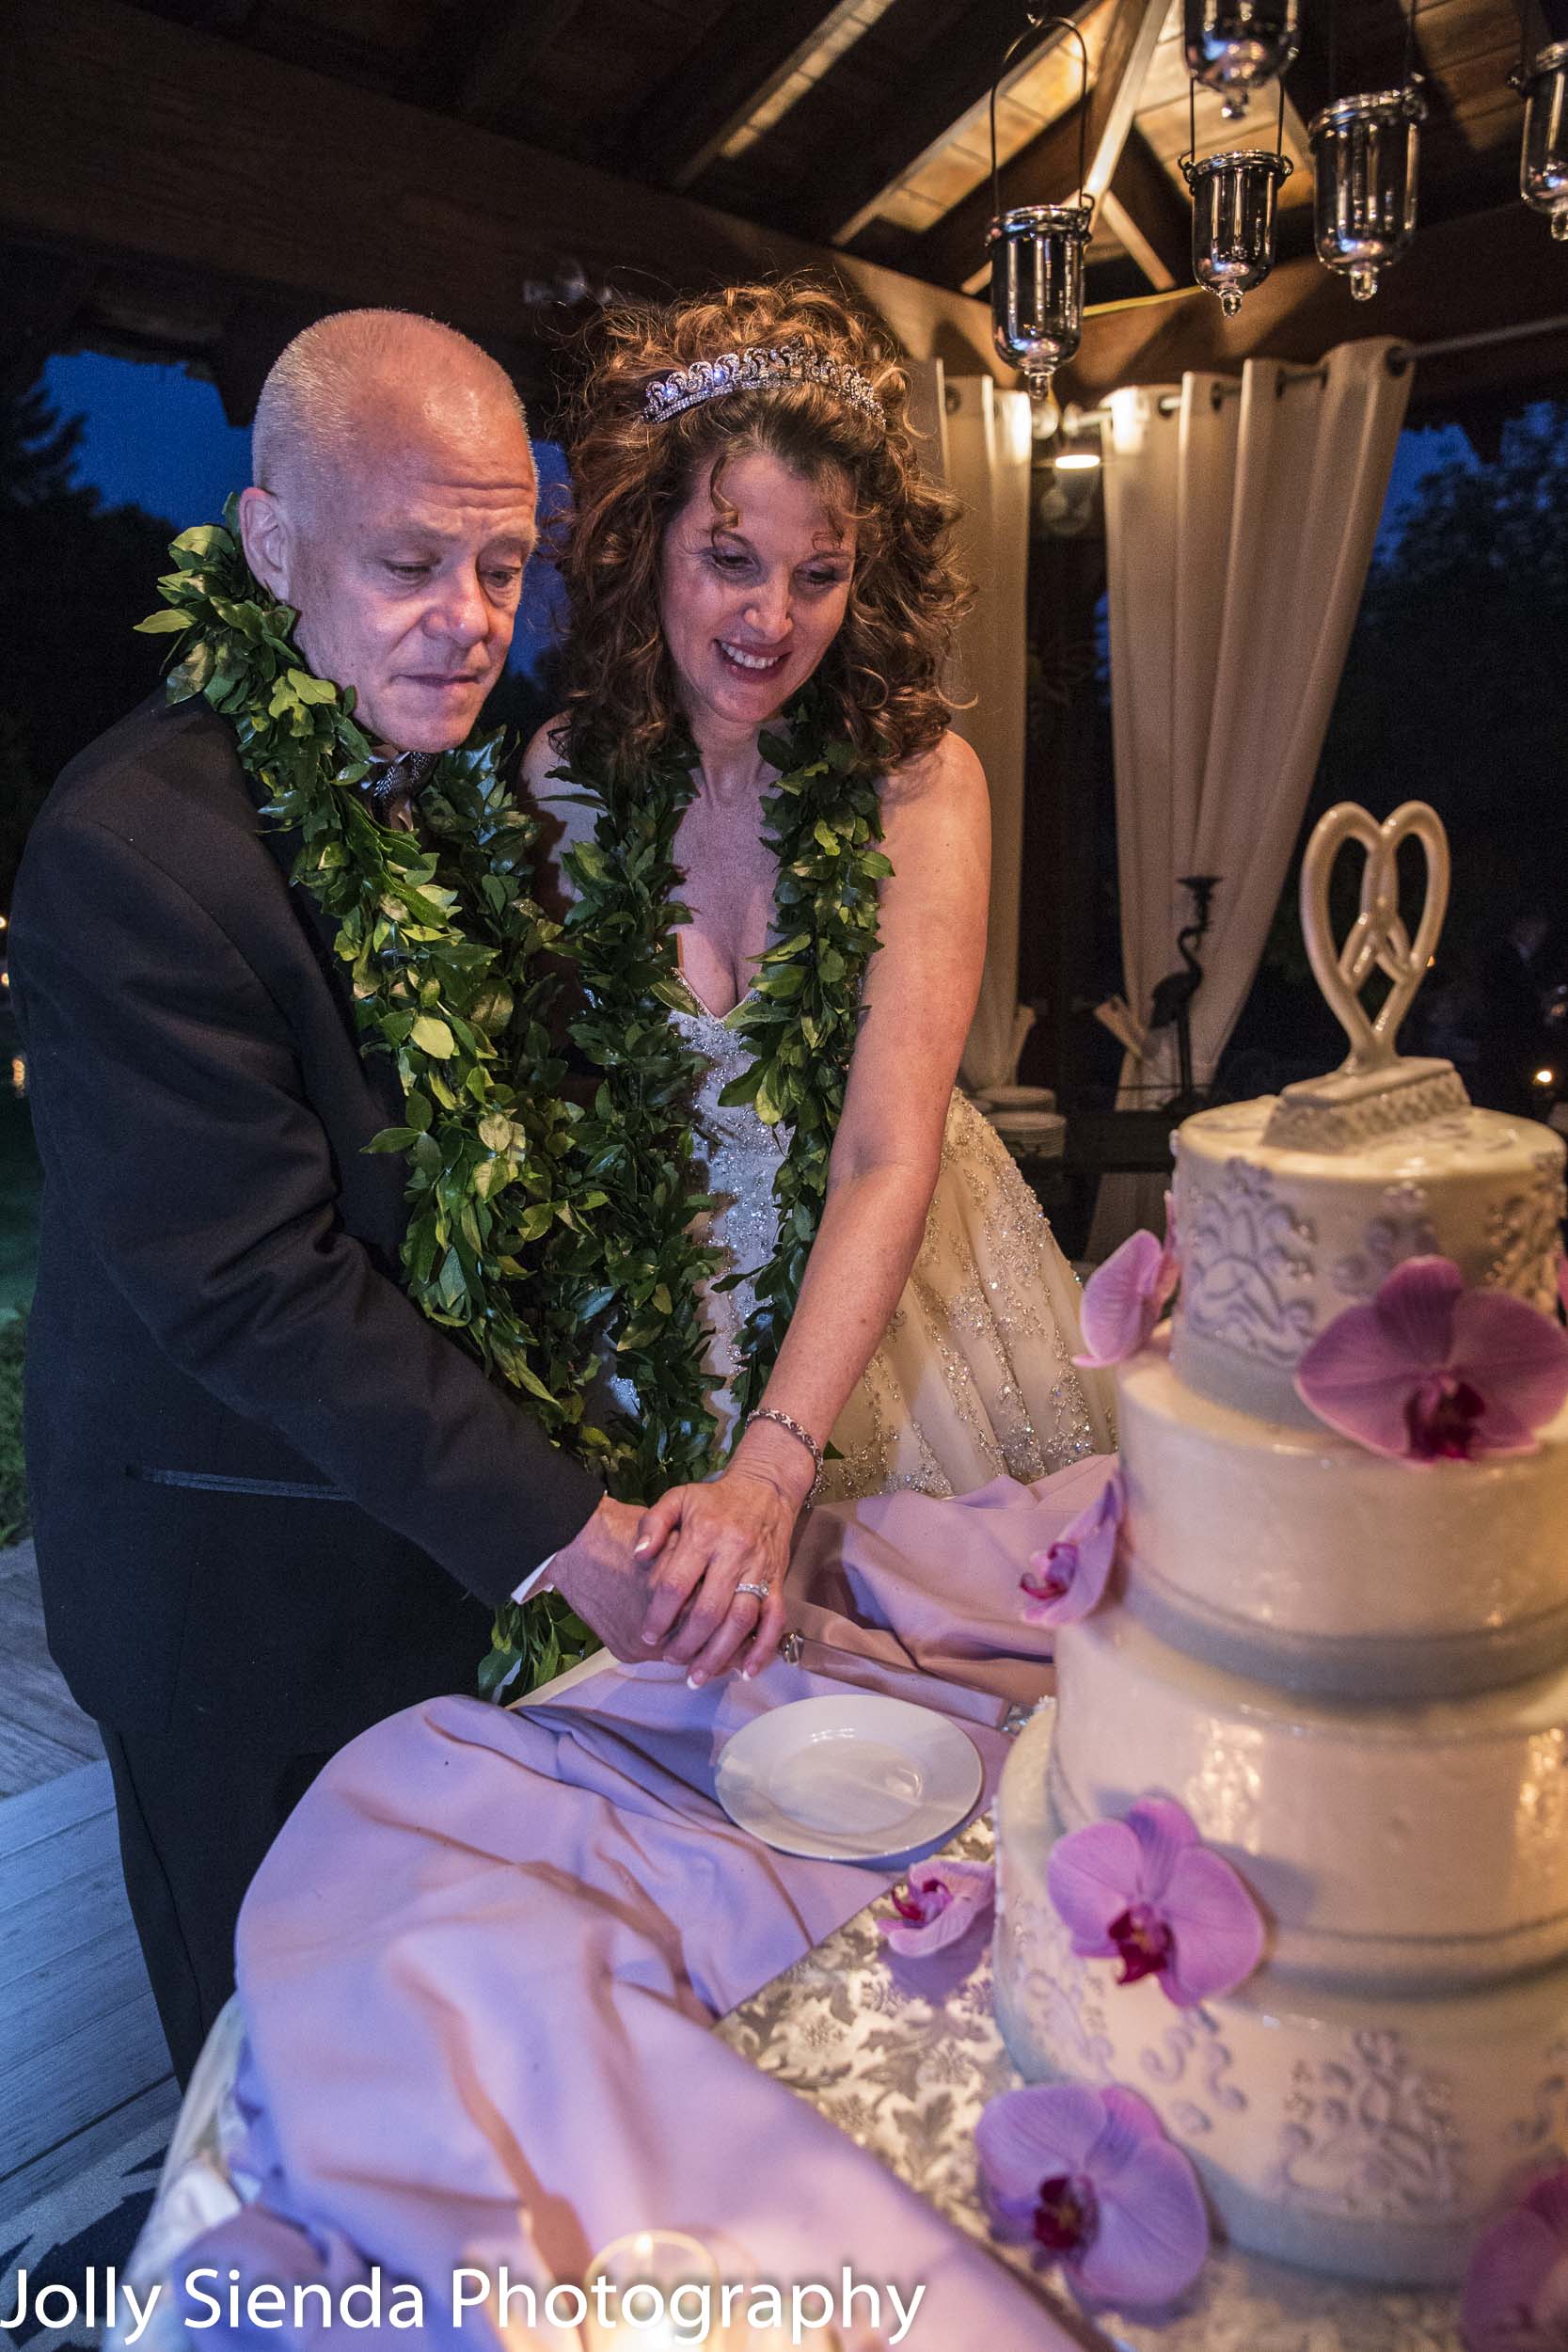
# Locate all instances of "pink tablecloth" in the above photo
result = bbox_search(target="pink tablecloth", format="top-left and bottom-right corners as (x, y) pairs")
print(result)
(170, 1463), (1113, 2350)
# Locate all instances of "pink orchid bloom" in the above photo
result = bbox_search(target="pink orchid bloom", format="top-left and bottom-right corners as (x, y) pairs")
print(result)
(1462, 2168), (1568, 2352)
(1074, 1197), (1179, 1370)
(977, 2081), (1209, 2307)
(1047, 1793), (1266, 2009)
(1021, 1470), (1127, 1628)
(1294, 1255), (1568, 1463)
(879, 1858), (996, 1958)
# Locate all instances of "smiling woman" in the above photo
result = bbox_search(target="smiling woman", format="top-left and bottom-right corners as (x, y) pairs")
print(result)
(658, 453), (856, 742)
(557, 281), (963, 787)
(521, 278), (1114, 1686)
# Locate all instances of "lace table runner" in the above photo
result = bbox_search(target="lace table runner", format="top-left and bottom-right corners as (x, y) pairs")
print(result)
(714, 1765), (1463, 2352)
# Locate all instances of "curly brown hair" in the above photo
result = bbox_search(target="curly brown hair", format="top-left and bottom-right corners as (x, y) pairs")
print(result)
(554, 279), (970, 781)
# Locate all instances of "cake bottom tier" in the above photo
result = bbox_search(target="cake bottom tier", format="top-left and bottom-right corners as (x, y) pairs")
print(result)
(996, 1705), (1568, 2288)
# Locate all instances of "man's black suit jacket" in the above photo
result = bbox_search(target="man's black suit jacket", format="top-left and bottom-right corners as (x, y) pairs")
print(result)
(10, 695), (601, 1745)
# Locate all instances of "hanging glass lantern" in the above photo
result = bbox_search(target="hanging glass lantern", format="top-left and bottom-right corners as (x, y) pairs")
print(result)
(989, 204), (1095, 401)
(1184, 0), (1301, 120)
(1309, 84), (1427, 298)
(1512, 40), (1568, 242)
(1180, 82), (1292, 316)
(1183, 149), (1293, 311)
(986, 12), (1095, 409)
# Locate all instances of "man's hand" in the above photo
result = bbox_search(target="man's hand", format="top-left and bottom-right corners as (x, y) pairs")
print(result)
(548, 1497), (668, 1664)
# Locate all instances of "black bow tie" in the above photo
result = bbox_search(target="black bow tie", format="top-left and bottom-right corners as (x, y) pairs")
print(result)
(363, 750), (436, 826)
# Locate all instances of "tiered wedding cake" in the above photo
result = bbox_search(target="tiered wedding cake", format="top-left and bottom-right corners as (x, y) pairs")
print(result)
(994, 803), (1568, 2287)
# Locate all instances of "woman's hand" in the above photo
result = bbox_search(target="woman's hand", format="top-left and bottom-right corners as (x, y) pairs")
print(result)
(635, 1427), (813, 1682)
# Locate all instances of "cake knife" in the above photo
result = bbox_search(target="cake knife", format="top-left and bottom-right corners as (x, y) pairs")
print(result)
(777, 1629), (1015, 1727)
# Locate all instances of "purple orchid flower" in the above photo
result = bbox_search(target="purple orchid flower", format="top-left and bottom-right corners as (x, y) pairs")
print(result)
(1047, 1793), (1266, 2009)
(976, 2080), (1209, 2306)
(1074, 1196), (1179, 1370)
(1021, 1470), (1126, 1628)
(1294, 1255), (1568, 1463)
(879, 1858), (995, 1957)
(1461, 2168), (1568, 2352)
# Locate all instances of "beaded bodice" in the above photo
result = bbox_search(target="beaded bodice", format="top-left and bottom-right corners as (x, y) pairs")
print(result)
(606, 986), (787, 1447)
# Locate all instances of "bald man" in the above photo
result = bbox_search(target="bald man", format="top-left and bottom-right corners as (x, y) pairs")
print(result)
(11, 311), (656, 2086)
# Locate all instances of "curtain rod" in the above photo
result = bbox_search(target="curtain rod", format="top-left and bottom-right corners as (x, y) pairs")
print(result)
(1070, 313), (1568, 423)
(1386, 312), (1568, 373)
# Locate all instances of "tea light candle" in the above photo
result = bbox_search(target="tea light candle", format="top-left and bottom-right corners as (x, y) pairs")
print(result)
(581, 2231), (721, 2351)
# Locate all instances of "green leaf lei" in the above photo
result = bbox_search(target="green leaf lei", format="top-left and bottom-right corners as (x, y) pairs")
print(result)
(138, 510), (888, 1696)
(545, 686), (892, 1461)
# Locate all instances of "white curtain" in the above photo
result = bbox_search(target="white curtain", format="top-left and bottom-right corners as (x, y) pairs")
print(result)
(1088, 336), (1412, 1255)
(942, 375), (1035, 1092)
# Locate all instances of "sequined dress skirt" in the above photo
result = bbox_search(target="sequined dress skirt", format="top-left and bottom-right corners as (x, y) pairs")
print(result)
(613, 1003), (1116, 1503)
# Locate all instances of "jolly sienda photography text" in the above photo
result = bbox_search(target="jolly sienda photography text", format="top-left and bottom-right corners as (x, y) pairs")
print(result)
(4, 2262), (929, 2344)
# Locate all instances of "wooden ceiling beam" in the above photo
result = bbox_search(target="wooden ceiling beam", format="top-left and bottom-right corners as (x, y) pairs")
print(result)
(1101, 124), (1190, 291)
(210, 294), (341, 425)
(789, 0), (1057, 251)
(0, 0), (1002, 412)
(170, 1), (259, 25)
(1284, 0), (1461, 151)
(914, 0), (1169, 290)
(621, 1), (850, 192)
(1060, 199), (1568, 404)
(0, 244), (98, 394)
(1282, 9), (1335, 144)
(452, 0), (590, 126)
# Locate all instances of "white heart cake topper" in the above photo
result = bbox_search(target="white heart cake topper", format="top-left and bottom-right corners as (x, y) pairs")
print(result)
(1301, 800), (1450, 1078)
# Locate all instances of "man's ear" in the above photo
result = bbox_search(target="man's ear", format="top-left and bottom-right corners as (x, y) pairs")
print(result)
(237, 485), (292, 600)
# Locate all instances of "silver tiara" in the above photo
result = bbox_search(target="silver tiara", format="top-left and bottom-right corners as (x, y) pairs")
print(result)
(642, 340), (882, 427)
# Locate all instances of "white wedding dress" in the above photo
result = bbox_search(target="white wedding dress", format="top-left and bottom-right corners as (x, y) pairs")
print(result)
(541, 786), (1115, 1502)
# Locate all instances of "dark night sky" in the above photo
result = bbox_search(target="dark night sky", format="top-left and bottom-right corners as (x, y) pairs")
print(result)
(45, 352), (253, 520)
(42, 351), (570, 674)
(1380, 419), (1474, 544)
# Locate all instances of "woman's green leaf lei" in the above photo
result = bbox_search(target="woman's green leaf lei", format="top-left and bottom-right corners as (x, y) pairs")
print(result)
(546, 683), (892, 1457)
(138, 508), (887, 1695)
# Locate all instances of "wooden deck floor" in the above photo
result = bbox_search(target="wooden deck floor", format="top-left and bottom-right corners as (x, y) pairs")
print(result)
(0, 1541), (174, 2239)
(0, 1539), (104, 1800)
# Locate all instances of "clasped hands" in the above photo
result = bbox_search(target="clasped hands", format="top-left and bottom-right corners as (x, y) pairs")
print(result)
(549, 1422), (813, 1684)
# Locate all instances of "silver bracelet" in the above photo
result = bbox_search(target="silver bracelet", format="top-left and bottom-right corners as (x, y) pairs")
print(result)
(744, 1406), (824, 1498)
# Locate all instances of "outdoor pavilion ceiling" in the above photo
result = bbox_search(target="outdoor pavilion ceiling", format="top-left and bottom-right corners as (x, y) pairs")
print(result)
(1, 0), (1566, 416)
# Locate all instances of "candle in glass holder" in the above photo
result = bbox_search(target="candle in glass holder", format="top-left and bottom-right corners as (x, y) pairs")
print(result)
(582, 2231), (721, 2351)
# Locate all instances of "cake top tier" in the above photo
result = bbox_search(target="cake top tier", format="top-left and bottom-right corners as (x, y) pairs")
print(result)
(1171, 1095), (1565, 1424)
(1167, 798), (1565, 1424)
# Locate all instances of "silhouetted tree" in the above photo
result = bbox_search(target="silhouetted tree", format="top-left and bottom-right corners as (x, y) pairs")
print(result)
(1225, 400), (1568, 1104)
(0, 375), (176, 912)
(0, 380), (92, 511)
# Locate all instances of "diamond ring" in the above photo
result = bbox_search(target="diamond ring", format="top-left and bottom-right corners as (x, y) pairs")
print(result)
(735, 1581), (771, 1602)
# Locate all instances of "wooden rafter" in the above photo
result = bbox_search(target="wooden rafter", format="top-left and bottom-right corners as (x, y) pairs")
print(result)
(0, 245), (98, 395)
(451, 0), (590, 126)
(784, 0), (1059, 251)
(620, 1), (851, 192)
(1102, 123), (1190, 291)
(1062, 199), (1568, 403)
(911, 0), (1169, 291)
(397, 0), (588, 125)
(184, 0), (258, 26)
(0, 0), (1002, 406)
(1283, 0), (1460, 151)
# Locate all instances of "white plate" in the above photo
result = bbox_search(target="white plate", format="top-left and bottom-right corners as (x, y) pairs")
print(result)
(715, 1693), (984, 1862)
(976, 1083), (1056, 1110)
